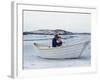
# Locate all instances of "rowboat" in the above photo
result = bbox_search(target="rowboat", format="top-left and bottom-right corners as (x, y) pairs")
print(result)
(33, 41), (90, 59)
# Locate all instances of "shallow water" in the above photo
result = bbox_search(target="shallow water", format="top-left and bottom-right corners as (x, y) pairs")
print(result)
(23, 35), (91, 69)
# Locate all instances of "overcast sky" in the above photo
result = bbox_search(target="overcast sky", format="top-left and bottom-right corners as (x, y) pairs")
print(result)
(23, 11), (91, 33)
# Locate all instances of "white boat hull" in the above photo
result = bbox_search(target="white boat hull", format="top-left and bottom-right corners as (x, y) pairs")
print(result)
(33, 41), (90, 59)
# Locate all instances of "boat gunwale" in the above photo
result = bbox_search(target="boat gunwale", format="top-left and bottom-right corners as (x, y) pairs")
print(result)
(33, 41), (90, 50)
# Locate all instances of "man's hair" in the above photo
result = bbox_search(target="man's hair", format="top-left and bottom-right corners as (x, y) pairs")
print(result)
(54, 34), (61, 39)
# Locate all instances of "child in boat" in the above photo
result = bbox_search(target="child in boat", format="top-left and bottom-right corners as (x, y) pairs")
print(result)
(56, 36), (62, 47)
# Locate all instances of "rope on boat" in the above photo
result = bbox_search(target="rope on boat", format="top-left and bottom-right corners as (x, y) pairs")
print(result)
(78, 41), (90, 57)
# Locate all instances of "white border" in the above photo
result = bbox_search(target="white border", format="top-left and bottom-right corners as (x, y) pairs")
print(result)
(11, 1), (97, 78)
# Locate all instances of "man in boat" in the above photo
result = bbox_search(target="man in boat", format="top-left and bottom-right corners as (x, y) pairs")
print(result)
(52, 32), (62, 47)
